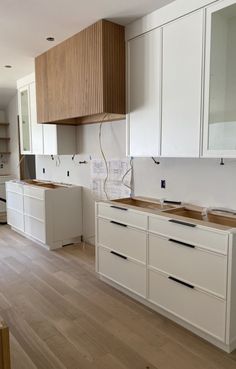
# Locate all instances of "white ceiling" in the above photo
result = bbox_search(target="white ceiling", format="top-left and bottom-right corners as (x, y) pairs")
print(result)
(0, 0), (175, 110)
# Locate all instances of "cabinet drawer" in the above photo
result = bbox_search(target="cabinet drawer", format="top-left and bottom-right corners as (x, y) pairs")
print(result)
(98, 246), (146, 297)
(98, 203), (147, 229)
(24, 186), (45, 200)
(24, 215), (45, 243)
(148, 270), (226, 341)
(149, 234), (227, 298)
(7, 208), (24, 232)
(149, 216), (228, 254)
(98, 218), (146, 262)
(6, 192), (24, 213)
(24, 196), (45, 221)
(6, 182), (23, 194)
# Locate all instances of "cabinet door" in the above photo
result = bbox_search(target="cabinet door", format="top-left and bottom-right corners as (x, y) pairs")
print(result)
(203, 0), (236, 157)
(43, 125), (76, 155)
(127, 29), (162, 157)
(161, 11), (204, 157)
(19, 86), (32, 154)
(43, 125), (58, 155)
(29, 82), (44, 154)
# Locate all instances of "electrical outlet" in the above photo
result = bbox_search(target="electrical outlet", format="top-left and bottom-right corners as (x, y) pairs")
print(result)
(161, 180), (166, 189)
(43, 168), (45, 174)
(67, 171), (70, 177)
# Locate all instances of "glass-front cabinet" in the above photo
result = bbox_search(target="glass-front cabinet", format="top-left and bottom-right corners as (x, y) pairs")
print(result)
(203, 0), (236, 157)
(19, 86), (31, 153)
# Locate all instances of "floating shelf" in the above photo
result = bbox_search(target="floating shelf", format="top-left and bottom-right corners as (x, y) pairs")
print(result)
(0, 123), (9, 126)
(0, 152), (11, 155)
(0, 138), (10, 140)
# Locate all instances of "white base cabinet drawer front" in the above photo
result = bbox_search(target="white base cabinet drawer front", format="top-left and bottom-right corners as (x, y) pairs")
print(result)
(148, 270), (226, 341)
(24, 215), (46, 243)
(98, 203), (147, 229)
(149, 234), (227, 298)
(149, 216), (228, 254)
(6, 192), (24, 213)
(98, 218), (146, 262)
(24, 186), (44, 200)
(98, 246), (146, 297)
(24, 196), (45, 220)
(6, 182), (23, 194)
(7, 209), (24, 232)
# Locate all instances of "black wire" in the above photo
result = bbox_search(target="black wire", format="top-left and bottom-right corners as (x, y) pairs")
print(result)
(152, 157), (160, 165)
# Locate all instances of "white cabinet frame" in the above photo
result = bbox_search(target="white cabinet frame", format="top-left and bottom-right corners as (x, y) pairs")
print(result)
(203, 0), (236, 158)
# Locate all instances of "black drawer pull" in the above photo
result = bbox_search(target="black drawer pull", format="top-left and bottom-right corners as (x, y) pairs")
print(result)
(168, 276), (194, 289)
(169, 219), (196, 228)
(110, 205), (128, 211)
(110, 251), (127, 260)
(110, 221), (127, 228)
(169, 238), (195, 249)
(164, 200), (182, 205)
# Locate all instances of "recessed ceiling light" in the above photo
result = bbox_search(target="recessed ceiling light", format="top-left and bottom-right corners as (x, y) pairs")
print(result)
(4, 65), (12, 68)
(46, 37), (55, 41)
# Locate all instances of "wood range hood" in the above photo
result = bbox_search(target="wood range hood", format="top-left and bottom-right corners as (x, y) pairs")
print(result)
(35, 20), (125, 125)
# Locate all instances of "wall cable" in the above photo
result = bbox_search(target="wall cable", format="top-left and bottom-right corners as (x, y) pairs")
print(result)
(98, 114), (109, 200)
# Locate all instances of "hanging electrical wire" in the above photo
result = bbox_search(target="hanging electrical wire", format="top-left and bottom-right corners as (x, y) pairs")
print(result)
(152, 157), (160, 165)
(55, 155), (61, 167)
(99, 114), (109, 200)
(121, 157), (133, 191)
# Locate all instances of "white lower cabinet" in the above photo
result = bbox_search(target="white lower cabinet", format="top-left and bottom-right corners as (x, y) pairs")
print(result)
(96, 201), (236, 353)
(98, 246), (146, 297)
(148, 270), (226, 342)
(149, 234), (227, 298)
(7, 208), (24, 232)
(24, 215), (46, 243)
(6, 181), (82, 250)
(98, 218), (146, 263)
(6, 182), (24, 232)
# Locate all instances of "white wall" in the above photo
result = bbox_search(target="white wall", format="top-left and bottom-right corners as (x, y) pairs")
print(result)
(6, 94), (20, 179)
(36, 121), (127, 244)
(134, 157), (236, 209)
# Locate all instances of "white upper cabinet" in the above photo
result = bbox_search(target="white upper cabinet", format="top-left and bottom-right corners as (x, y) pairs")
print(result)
(29, 82), (44, 154)
(203, 0), (236, 158)
(17, 73), (76, 156)
(161, 10), (204, 157)
(127, 28), (162, 157)
(43, 125), (76, 156)
(18, 83), (32, 154)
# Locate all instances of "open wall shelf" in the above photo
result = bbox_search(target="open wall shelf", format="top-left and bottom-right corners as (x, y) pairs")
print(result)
(0, 123), (10, 155)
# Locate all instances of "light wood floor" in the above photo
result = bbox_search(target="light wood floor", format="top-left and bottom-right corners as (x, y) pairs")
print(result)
(0, 226), (236, 369)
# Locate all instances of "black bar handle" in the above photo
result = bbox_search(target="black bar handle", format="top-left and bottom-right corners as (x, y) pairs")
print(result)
(110, 220), (127, 228)
(164, 200), (182, 205)
(110, 251), (127, 260)
(168, 276), (194, 289)
(169, 219), (196, 228)
(110, 206), (128, 211)
(168, 238), (195, 249)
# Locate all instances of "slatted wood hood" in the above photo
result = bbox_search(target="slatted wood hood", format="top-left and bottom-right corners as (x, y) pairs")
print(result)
(35, 20), (125, 125)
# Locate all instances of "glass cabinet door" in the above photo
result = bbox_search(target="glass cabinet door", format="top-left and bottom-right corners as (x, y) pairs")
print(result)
(20, 88), (31, 152)
(204, 0), (236, 156)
